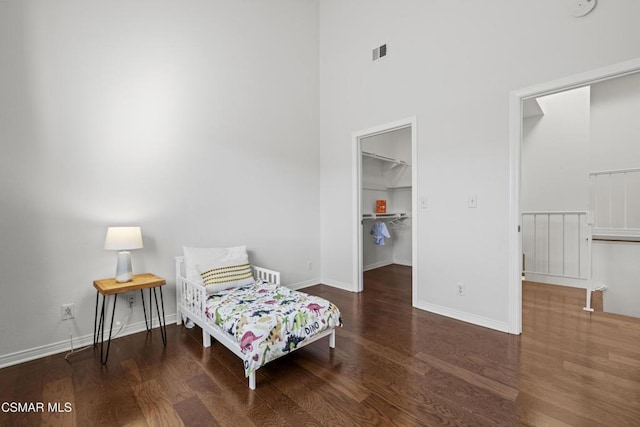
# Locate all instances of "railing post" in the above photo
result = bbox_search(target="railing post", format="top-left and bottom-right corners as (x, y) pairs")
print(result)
(577, 214), (580, 276)
(533, 215), (537, 273)
(624, 172), (628, 229)
(547, 214), (551, 274)
(609, 173), (613, 228)
(562, 214), (565, 276)
(593, 175), (598, 227)
(583, 218), (594, 312)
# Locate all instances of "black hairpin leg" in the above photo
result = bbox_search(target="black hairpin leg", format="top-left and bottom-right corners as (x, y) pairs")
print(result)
(152, 287), (167, 346)
(96, 295), (105, 348)
(159, 287), (166, 345)
(141, 289), (151, 331)
(100, 294), (117, 364)
(93, 291), (100, 346)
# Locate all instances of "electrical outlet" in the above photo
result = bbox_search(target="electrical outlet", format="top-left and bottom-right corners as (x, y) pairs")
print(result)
(456, 282), (465, 296)
(128, 294), (136, 307)
(307, 261), (312, 271)
(61, 303), (74, 320)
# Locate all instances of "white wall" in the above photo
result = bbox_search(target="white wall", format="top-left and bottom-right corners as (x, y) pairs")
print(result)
(319, 0), (640, 331)
(590, 72), (640, 171)
(0, 0), (320, 362)
(522, 87), (591, 212)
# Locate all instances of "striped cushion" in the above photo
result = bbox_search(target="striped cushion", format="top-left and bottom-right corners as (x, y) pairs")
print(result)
(197, 257), (255, 293)
(183, 245), (248, 285)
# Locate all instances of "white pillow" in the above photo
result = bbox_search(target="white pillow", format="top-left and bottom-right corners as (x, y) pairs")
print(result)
(196, 255), (254, 294)
(182, 245), (248, 285)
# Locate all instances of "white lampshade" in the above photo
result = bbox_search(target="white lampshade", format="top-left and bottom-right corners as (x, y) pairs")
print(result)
(104, 227), (143, 250)
(104, 226), (143, 282)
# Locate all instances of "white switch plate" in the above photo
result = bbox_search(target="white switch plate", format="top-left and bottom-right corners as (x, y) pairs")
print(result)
(468, 194), (477, 208)
(420, 196), (428, 209)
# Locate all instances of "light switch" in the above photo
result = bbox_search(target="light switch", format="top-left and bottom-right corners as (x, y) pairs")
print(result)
(468, 194), (477, 208)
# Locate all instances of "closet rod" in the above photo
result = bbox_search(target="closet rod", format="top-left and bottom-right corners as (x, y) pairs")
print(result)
(361, 151), (409, 166)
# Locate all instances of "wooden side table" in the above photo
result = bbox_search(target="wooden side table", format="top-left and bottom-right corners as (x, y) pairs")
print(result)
(93, 273), (167, 364)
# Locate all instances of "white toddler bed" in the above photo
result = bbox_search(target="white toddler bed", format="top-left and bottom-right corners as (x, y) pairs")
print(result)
(175, 256), (340, 389)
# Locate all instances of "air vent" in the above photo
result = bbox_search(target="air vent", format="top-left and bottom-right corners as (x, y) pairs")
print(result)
(372, 44), (388, 61)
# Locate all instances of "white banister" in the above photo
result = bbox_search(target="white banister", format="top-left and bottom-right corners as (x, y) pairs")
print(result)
(525, 168), (640, 313)
(589, 168), (640, 233)
(589, 167), (640, 176)
(522, 211), (589, 280)
(522, 211), (594, 311)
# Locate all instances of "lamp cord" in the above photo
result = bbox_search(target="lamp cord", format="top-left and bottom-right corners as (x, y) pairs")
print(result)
(64, 304), (134, 363)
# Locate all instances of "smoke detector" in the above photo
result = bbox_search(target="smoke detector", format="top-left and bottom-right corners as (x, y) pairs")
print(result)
(572, 0), (597, 17)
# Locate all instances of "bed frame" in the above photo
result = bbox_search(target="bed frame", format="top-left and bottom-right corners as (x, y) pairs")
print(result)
(175, 256), (336, 389)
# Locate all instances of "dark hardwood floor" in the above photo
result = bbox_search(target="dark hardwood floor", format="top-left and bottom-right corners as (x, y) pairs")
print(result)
(1, 266), (639, 426)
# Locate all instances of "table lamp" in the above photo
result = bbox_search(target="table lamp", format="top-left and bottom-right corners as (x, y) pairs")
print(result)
(104, 226), (143, 282)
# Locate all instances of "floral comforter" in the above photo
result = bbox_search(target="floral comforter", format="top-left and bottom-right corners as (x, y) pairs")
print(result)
(205, 280), (342, 376)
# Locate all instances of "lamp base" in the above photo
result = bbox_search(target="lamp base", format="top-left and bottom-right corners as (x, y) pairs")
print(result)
(115, 251), (133, 282)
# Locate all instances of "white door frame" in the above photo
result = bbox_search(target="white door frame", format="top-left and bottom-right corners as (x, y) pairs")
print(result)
(508, 58), (640, 334)
(352, 116), (418, 303)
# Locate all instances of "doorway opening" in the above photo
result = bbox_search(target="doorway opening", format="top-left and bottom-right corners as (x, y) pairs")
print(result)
(352, 117), (417, 304)
(509, 58), (640, 334)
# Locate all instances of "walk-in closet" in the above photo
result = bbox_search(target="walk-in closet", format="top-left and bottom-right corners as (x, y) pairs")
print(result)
(361, 127), (412, 274)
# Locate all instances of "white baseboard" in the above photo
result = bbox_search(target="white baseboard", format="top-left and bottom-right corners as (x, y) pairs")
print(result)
(286, 278), (321, 290)
(0, 314), (177, 369)
(413, 301), (511, 334)
(363, 260), (393, 271)
(364, 260), (412, 271)
(319, 278), (357, 292)
(523, 273), (588, 289)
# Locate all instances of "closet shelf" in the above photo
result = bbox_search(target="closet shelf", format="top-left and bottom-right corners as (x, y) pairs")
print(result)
(362, 213), (409, 220)
(363, 185), (412, 191)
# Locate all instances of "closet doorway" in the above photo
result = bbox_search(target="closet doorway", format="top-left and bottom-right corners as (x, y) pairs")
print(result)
(352, 117), (417, 303)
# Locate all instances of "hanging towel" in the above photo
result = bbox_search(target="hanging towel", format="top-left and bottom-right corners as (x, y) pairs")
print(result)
(371, 222), (391, 245)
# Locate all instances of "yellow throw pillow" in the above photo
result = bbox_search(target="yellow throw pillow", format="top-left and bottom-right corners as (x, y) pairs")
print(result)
(197, 257), (254, 293)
